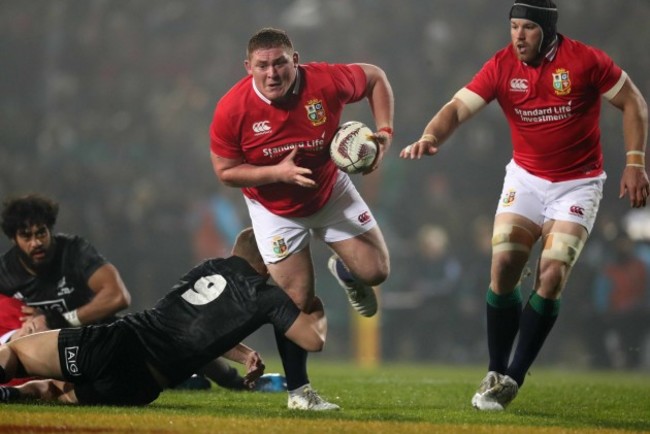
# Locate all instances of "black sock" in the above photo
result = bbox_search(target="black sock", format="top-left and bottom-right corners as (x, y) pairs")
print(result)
(274, 327), (308, 391)
(486, 286), (522, 373)
(0, 365), (6, 383)
(506, 292), (560, 386)
(0, 386), (19, 403)
(335, 258), (355, 284)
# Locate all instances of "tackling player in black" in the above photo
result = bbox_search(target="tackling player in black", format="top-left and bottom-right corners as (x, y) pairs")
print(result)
(0, 227), (328, 405)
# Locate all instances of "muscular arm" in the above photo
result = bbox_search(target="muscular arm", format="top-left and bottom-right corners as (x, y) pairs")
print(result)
(608, 77), (650, 208)
(211, 146), (317, 189)
(400, 88), (485, 159)
(76, 263), (131, 325)
(355, 63), (395, 171)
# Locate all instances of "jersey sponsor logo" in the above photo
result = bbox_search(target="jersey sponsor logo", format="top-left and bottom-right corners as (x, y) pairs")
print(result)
(271, 235), (289, 259)
(569, 205), (584, 217)
(509, 78), (529, 92)
(65, 346), (81, 376)
(357, 211), (372, 224)
(514, 102), (573, 123)
(252, 121), (272, 135)
(501, 189), (516, 207)
(182, 274), (227, 305)
(552, 68), (571, 96)
(305, 99), (326, 126)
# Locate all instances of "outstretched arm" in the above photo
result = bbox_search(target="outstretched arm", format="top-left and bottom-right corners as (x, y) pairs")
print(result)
(400, 88), (485, 159)
(221, 343), (265, 388)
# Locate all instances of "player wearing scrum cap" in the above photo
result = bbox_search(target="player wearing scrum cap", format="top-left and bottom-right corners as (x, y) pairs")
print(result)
(401, 0), (648, 410)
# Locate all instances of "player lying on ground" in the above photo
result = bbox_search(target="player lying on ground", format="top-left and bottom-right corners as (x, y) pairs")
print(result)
(0, 227), (327, 405)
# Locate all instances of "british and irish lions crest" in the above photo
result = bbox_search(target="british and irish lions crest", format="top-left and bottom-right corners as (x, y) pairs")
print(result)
(552, 68), (571, 96)
(272, 235), (288, 259)
(305, 99), (326, 126)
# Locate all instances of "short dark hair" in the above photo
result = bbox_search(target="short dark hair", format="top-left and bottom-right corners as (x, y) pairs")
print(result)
(1, 194), (59, 239)
(247, 27), (293, 58)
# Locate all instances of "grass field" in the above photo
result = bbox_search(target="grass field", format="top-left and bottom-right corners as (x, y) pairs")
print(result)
(1, 361), (649, 434)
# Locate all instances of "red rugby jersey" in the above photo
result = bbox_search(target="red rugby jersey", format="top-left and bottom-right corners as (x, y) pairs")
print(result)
(210, 63), (367, 217)
(466, 35), (623, 181)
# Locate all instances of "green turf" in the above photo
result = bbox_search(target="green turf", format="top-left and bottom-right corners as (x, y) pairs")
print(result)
(1, 361), (649, 433)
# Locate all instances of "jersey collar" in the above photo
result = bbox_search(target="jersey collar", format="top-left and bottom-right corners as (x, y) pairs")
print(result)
(522, 35), (559, 66)
(251, 67), (302, 105)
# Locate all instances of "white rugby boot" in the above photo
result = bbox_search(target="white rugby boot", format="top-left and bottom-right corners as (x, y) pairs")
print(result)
(327, 255), (377, 317)
(287, 385), (340, 411)
(471, 371), (519, 411)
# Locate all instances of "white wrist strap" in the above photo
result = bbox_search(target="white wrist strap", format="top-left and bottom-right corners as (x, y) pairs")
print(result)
(63, 309), (82, 327)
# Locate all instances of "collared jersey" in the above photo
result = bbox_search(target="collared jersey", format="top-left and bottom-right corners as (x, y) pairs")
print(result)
(465, 34), (624, 181)
(0, 233), (107, 313)
(210, 62), (367, 217)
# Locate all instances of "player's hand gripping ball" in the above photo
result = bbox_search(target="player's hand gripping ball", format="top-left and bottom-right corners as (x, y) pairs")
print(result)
(329, 121), (378, 174)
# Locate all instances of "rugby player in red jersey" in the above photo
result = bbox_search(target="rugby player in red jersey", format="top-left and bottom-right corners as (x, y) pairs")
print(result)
(401, 0), (648, 410)
(210, 28), (394, 410)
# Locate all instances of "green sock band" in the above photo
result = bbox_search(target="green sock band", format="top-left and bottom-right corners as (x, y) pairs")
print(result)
(529, 291), (561, 316)
(486, 286), (522, 308)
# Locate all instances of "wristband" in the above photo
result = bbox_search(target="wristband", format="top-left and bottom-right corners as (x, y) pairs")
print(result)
(419, 133), (438, 144)
(377, 126), (394, 138)
(63, 309), (82, 327)
(626, 150), (645, 168)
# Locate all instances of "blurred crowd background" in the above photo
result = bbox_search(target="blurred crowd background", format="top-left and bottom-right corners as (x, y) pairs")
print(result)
(2, 0), (649, 371)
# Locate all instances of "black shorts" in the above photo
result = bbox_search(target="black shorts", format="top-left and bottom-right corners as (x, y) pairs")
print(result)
(58, 323), (162, 406)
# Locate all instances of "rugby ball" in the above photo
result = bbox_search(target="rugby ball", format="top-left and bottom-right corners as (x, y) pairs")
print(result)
(330, 121), (378, 174)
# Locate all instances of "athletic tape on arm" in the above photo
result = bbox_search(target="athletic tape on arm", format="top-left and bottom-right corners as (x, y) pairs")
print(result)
(602, 71), (627, 101)
(453, 88), (487, 116)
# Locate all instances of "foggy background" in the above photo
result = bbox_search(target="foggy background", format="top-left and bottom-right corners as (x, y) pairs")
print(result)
(2, 0), (649, 371)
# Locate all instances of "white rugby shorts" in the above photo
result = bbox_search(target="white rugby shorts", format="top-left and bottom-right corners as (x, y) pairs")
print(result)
(245, 171), (377, 264)
(495, 160), (606, 233)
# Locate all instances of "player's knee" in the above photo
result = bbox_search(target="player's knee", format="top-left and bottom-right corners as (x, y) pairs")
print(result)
(540, 232), (584, 268)
(536, 265), (566, 297)
(361, 261), (389, 286)
(491, 251), (527, 277)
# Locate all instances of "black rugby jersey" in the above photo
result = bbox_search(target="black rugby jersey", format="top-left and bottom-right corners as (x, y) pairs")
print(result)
(0, 234), (107, 312)
(121, 256), (300, 386)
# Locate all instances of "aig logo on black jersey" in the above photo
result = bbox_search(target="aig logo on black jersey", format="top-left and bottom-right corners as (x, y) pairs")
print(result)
(252, 121), (272, 135)
(65, 346), (81, 377)
(510, 78), (529, 92)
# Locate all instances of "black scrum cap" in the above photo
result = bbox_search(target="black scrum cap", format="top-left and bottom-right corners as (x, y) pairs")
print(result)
(510, 0), (558, 53)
